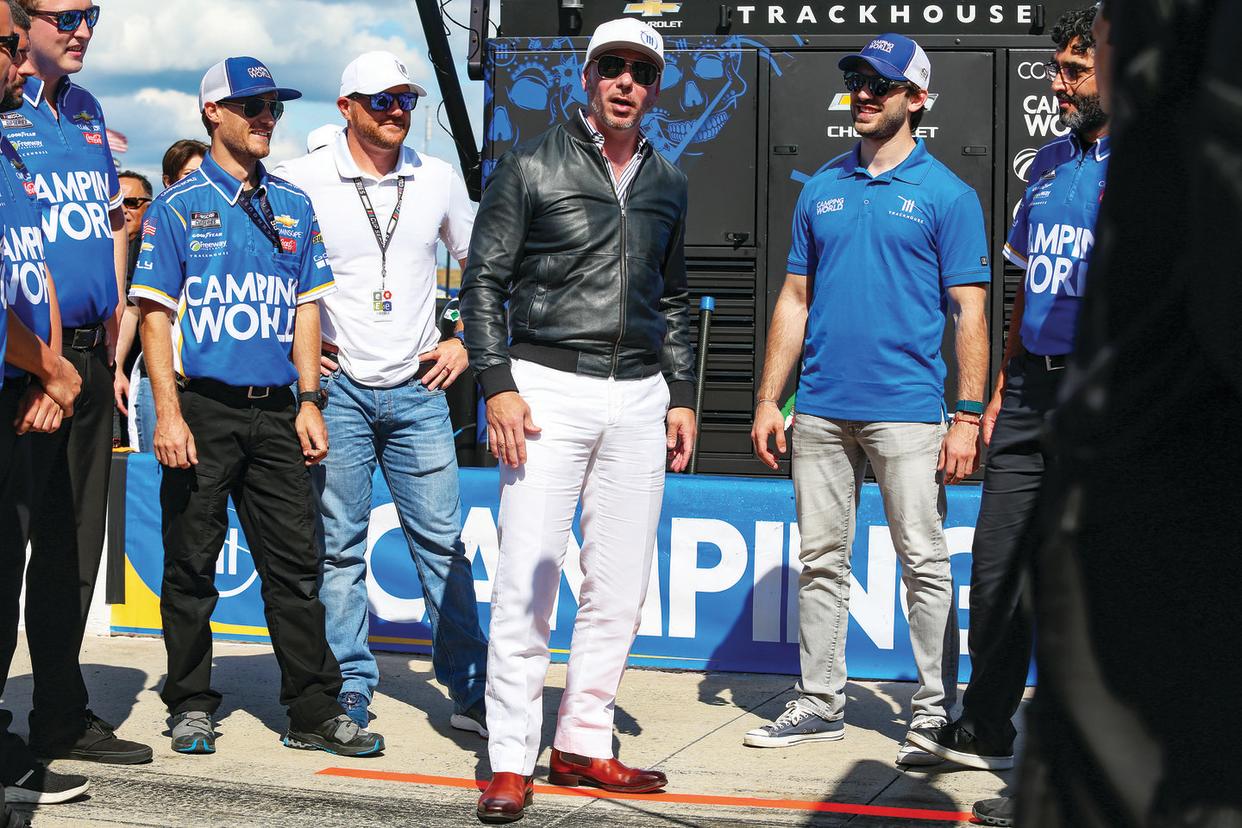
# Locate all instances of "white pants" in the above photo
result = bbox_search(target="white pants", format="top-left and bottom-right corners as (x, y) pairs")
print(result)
(485, 359), (670, 775)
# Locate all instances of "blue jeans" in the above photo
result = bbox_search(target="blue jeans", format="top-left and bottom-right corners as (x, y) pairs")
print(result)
(312, 369), (487, 713)
(129, 373), (155, 452)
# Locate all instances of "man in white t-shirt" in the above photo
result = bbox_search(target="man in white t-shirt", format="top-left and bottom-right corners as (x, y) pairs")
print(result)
(274, 51), (487, 739)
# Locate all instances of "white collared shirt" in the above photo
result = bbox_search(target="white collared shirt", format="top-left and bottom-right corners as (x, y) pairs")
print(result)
(273, 129), (475, 386)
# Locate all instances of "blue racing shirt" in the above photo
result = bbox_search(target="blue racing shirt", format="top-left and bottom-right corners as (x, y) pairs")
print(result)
(129, 152), (336, 387)
(7, 76), (121, 328)
(787, 140), (991, 422)
(0, 135), (52, 382)
(1003, 134), (1109, 356)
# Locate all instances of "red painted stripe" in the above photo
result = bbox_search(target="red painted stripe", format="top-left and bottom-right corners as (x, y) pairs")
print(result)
(316, 767), (974, 822)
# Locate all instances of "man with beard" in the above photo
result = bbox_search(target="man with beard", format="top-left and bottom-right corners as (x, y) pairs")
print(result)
(906, 6), (1109, 782)
(0, 0), (88, 806)
(747, 33), (990, 767)
(129, 56), (383, 758)
(460, 17), (695, 823)
(273, 51), (487, 739)
(0, 0), (150, 765)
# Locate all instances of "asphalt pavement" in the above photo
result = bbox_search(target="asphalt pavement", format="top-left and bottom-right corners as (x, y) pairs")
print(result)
(3, 635), (1023, 826)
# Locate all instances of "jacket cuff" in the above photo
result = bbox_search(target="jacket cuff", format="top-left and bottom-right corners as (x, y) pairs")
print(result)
(667, 380), (695, 411)
(478, 363), (519, 399)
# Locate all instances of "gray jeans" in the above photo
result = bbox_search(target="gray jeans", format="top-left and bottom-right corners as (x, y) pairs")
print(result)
(791, 413), (959, 723)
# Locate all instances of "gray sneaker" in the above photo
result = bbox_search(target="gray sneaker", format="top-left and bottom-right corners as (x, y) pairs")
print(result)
(284, 714), (384, 757)
(896, 716), (947, 766)
(449, 705), (488, 738)
(743, 699), (844, 748)
(170, 711), (215, 755)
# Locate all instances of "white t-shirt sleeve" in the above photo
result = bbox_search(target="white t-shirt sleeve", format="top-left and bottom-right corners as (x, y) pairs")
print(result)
(441, 168), (475, 262)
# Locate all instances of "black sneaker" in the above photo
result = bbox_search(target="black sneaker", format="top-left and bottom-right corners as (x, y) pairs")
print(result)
(903, 721), (1014, 770)
(32, 710), (153, 765)
(972, 796), (1015, 826)
(283, 715), (384, 757)
(5, 764), (90, 804)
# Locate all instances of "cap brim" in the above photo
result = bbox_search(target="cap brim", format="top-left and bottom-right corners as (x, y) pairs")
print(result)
(349, 81), (428, 98)
(222, 84), (303, 102)
(837, 54), (909, 82)
(587, 40), (664, 70)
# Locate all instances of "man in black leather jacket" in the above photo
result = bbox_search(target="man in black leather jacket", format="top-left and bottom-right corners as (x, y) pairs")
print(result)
(460, 17), (695, 824)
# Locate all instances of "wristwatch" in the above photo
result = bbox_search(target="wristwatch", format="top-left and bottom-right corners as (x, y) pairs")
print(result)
(298, 388), (327, 410)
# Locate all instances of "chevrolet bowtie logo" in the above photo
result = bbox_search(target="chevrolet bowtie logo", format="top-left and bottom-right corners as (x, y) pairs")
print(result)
(623, 1), (682, 17)
(71, 110), (94, 123)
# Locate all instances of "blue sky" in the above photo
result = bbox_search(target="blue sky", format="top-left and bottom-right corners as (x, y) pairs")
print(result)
(75, 0), (496, 190)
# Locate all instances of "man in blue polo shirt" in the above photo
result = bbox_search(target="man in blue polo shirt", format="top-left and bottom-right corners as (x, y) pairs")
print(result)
(907, 6), (1109, 778)
(0, 0), (151, 764)
(0, 2), (90, 804)
(130, 56), (383, 759)
(747, 33), (990, 765)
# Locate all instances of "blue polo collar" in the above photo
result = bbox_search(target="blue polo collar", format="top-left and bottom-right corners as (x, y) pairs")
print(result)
(199, 150), (271, 206)
(21, 75), (72, 112)
(1069, 132), (1110, 161)
(839, 138), (933, 184)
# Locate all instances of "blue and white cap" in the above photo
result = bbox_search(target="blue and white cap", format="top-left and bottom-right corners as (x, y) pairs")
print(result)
(838, 33), (932, 91)
(198, 56), (303, 111)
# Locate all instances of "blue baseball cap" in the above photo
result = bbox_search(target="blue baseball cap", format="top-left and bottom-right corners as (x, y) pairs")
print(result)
(838, 33), (932, 91)
(198, 56), (302, 111)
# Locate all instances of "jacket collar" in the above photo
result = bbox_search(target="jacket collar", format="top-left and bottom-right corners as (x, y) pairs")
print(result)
(22, 75), (72, 113)
(1069, 131), (1111, 161)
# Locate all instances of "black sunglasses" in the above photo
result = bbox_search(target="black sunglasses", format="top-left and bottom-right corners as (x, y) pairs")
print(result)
(843, 71), (912, 98)
(0, 33), (18, 60)
(220, 97), (284, 121)
(122, 196), (151, 209)
(351, 91), (418, 112)
(32, 5), (100, 33)
(594, 54), (660, 87)
(1042, 60), (1095, 85)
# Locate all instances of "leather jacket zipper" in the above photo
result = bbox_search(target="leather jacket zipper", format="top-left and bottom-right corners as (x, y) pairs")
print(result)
(591, 145), (629, 378)
(613, 203), (627, 378)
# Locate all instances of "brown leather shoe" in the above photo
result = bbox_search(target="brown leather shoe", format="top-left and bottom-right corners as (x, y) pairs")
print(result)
(548, 748), (667, 793)
(477, 772), (533, 824)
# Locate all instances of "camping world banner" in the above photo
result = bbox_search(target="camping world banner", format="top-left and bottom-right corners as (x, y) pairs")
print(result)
(113, 452), (993, 681)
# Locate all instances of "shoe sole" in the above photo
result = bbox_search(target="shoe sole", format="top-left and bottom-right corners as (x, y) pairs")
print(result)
(172, 737), (216, 755)
(895, 748), (945, 767)
(477, 791), (532, 824)
(972, 806), (1014, 827)
(904, 732), (1014, 770)
(450, 714), (489, 739)
(5, 779), (90, 804)
(742, 730), (844, 748)
(282, 734), (385, 757)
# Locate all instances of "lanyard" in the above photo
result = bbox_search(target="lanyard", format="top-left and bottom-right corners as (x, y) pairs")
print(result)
(239, 186), (281, 249)
(353, 176), (405, 289)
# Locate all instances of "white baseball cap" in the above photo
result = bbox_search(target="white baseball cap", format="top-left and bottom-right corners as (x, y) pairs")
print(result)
(339, 51), (427, 99)
(586, 18), (664, 71)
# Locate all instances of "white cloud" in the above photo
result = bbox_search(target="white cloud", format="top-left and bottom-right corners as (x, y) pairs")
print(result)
(79, 0), (494, 187)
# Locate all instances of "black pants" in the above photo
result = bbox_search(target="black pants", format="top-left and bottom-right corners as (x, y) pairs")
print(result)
(13, 339), (114, 746)
(956, 353), (1064, 750)
(0, 381), (39, 783)
(158, 386), (342, 730)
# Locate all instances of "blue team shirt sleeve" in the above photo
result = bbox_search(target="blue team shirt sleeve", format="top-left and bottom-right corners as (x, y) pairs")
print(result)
(936, 191), (991, 287)
(295, 213), (335, 304)
(1003, 189), (1032, 269)
(786, 186), (815, 276)
(128, 198), (186, 310)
